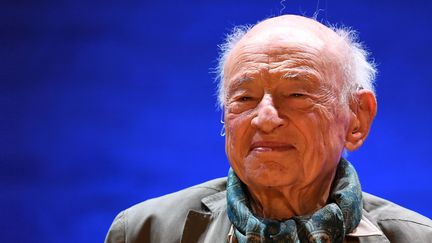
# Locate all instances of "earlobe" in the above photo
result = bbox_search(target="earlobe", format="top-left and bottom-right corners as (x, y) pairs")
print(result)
(345, 90), (377, 151)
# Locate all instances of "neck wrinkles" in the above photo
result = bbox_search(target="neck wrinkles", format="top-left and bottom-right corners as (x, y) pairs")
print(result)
(245, 168), (337, 220)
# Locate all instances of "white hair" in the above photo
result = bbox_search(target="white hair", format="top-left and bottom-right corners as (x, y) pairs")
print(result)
(215, 19), (377, 108)
(215, 24), (252, 108)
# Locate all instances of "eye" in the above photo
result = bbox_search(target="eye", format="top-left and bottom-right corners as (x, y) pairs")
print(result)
(281, 92), (305, 98)
(290, 93), (305, 98)
(283, 93), (306, 98)
(239, 96), (253, 102)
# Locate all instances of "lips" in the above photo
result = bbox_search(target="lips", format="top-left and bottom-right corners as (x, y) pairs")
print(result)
(249, 141), (295, 153)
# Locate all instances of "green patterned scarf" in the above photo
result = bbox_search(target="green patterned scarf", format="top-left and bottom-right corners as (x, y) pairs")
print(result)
(226, 158), (362, 243)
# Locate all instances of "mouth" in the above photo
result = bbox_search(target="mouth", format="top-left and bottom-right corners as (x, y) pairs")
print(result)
(249, 141), (295, 153)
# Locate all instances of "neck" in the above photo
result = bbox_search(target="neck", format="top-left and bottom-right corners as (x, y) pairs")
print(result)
(246, 171), (336, 220)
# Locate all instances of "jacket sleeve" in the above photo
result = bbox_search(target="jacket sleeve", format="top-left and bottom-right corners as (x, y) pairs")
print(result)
(105, 211), (126, 243)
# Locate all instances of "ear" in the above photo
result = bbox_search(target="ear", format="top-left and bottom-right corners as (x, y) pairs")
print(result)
(345, 90), (377, 151)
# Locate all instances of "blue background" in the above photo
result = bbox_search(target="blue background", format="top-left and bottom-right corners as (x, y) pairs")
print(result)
(2, 0), (432, 242)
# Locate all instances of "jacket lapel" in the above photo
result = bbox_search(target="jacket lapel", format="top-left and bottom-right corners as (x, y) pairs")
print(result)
(180, 191), (231, 243)
(180, 209), (213, 243)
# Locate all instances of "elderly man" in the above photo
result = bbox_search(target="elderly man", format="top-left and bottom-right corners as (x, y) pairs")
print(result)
(105, 15), (432, 242)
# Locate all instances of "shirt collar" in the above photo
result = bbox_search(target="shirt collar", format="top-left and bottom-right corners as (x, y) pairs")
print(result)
(347, 210), (384, 237)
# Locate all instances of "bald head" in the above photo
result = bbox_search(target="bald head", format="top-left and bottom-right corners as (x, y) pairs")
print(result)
(240, 15), (343, 46)
(216, 14), (376, 108)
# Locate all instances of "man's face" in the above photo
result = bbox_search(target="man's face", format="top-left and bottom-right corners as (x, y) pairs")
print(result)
(223, 24), (351, 189)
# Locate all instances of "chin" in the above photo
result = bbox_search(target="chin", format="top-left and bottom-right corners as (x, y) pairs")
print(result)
(243, 165), (295, 188)
(246, 176), (292, 188)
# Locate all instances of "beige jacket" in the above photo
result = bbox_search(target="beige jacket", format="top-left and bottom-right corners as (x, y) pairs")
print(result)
(105, 178), (432, 243)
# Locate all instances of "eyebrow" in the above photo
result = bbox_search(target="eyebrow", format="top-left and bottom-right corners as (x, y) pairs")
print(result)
(227, 75), (254, 91)
(224, 75), (254, 99)
(232, 75), (254, 84)
(227, 67), (321, 93)
(280, 68), (320, 83)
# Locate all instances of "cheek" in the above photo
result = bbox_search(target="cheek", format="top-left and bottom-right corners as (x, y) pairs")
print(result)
(225, 114), (253, 164)
(291, 104), (345, 162)
(311, 105), (347, 162)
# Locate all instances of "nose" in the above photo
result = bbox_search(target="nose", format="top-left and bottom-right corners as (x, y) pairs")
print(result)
(251, 94), (284, 133)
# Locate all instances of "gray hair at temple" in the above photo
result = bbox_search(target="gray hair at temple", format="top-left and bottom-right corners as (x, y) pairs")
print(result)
(215, 18), (377, 108)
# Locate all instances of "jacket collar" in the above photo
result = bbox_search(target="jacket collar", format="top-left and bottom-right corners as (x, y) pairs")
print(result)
(201, 190), (226, 212)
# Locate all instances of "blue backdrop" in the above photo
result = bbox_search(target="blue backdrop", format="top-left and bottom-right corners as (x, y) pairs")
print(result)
(2, 1), (432, 242)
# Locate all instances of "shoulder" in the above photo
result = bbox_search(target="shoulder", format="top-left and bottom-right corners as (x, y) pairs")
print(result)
(125, 177), (226, 221)
(105, 177), (227, 243)
(362, 192), (432, 242)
